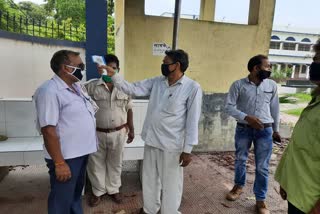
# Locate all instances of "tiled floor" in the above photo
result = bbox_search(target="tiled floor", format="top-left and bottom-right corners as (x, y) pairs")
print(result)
(0, 153), (287, 214)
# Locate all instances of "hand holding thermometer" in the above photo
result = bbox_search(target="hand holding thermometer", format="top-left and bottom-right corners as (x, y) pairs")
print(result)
(92, 55), (107, 75)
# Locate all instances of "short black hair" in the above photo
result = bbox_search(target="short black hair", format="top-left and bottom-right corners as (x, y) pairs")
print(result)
(165, 49), (189, 72)
(247, 54), (268, 72)
(104, 54), (120, 68)
(50, 50), (80, 74)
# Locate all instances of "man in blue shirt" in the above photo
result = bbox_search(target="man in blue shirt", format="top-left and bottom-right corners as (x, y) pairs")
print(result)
(225, 55), (281, 214)
(34, 50), (98, 214)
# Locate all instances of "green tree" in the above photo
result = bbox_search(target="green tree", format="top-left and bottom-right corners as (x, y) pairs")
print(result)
(271, 67), (293, 83)
(44, 0), (85, 26)
(44, 0), (115, 52)
(0, 0), (6, 11)
(107, 15), (114, 54)
(18, 1), (49, 21)
(0, 0), (115, 52)
(108, 0), (114, 15)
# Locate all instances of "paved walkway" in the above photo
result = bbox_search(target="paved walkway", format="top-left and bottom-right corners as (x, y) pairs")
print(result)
(0, 153), (287, 214)
(280, 103), (308, 111)
(280, 112), (299, 125)
(280, 103), (307, 126)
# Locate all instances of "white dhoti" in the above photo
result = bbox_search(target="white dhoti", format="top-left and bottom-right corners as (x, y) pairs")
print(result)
(87, 129), (127, 196)
(142, 145), (183, 214)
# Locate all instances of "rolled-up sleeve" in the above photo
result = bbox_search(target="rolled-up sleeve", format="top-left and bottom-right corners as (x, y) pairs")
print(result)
(225, 81), (247, 121)
(126, 97), (133, 111)
(35, 89), (59, 129)
(184, 85), (203, 153)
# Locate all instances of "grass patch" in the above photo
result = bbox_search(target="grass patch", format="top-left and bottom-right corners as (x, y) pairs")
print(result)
(279, 96), (297, 104)
(284, 108), (304, 116)
(290, 93), (311, 102)
(280, 93), (311, 104)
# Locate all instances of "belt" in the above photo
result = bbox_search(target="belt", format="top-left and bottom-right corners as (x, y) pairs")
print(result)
(96, 124), (127, 133)
(237, 123), (272, 128)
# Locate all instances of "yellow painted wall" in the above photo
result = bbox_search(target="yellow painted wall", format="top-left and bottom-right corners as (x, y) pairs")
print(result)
(115, 0), (275, 93)
(115, 0), (125, 77)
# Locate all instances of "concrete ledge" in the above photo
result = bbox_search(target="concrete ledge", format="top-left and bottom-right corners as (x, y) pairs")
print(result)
(0, 166), (9, 182)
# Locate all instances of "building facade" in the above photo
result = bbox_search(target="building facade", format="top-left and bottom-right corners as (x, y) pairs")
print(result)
(268, 26), (320, 79)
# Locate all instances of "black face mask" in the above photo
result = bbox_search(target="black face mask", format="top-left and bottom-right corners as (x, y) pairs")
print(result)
(72, 68), (83, 81)
(309, 62), (320, 81)
(257, 70), (271, 81)
(161, 62), (176, 77)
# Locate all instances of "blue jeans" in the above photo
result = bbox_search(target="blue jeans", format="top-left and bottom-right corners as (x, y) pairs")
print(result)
(46, 155), (88, 214)
(234, 125), (273, 201)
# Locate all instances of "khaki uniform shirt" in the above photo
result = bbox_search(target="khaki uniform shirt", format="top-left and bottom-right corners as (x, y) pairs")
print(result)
(85, 78), (132, 129)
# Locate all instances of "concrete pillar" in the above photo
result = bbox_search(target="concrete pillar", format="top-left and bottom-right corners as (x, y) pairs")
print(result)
(85, 0), (108, 80)
(291, 65), (296, 78)
(295, 43), (299, 51)
(200, 0), (215, 21)
(277, 64), (281, 71)
(306, 65), (310, 79)
(248, 0), (261, 25)
(280, 42), (283, 50)
(298, 64), (302, 78)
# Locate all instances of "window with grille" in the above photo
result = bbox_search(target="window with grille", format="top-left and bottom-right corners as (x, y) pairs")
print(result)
(283, 43), (296, 50)
(270, 41), (280, 49)
(298, 44), (311, 52)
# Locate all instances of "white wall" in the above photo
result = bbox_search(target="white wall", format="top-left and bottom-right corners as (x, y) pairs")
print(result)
(0, 37), (85, 98)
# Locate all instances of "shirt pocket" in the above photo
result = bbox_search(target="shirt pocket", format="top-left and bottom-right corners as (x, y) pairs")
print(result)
(93, 87), (108, 101)
(115, 92), (129, 108)
(263, 91), (273, 103)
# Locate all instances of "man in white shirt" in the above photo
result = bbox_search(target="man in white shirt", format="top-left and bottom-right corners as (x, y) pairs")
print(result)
(98, 49), (202, 214)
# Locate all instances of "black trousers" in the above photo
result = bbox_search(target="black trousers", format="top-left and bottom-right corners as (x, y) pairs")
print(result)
(288, 201), (305, 214)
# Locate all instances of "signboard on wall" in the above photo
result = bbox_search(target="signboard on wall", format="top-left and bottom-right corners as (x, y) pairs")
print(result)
(152, 43), (171, 56)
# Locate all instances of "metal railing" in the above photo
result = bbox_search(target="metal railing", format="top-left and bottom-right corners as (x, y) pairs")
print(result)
(0, 10), (86, 42)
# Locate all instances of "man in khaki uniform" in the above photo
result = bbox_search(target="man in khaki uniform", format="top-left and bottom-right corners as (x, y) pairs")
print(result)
(85, 54), (134, 206)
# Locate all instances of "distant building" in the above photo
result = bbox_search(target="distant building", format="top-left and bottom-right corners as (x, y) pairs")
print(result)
(159, 14), (320, 80)
(269, 26), (320, 79)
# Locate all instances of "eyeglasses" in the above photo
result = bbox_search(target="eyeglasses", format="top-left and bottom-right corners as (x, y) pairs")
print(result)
(65, 63), (85, 71)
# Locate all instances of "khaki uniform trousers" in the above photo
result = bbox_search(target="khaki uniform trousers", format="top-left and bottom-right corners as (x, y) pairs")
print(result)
(87, 128), (127, 196)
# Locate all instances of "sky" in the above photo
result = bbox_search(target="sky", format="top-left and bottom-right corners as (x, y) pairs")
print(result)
(13, 0), (320, 29)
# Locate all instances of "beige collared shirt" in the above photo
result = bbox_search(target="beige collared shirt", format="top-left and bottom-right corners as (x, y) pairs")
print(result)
(85, 78), (132, 129)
